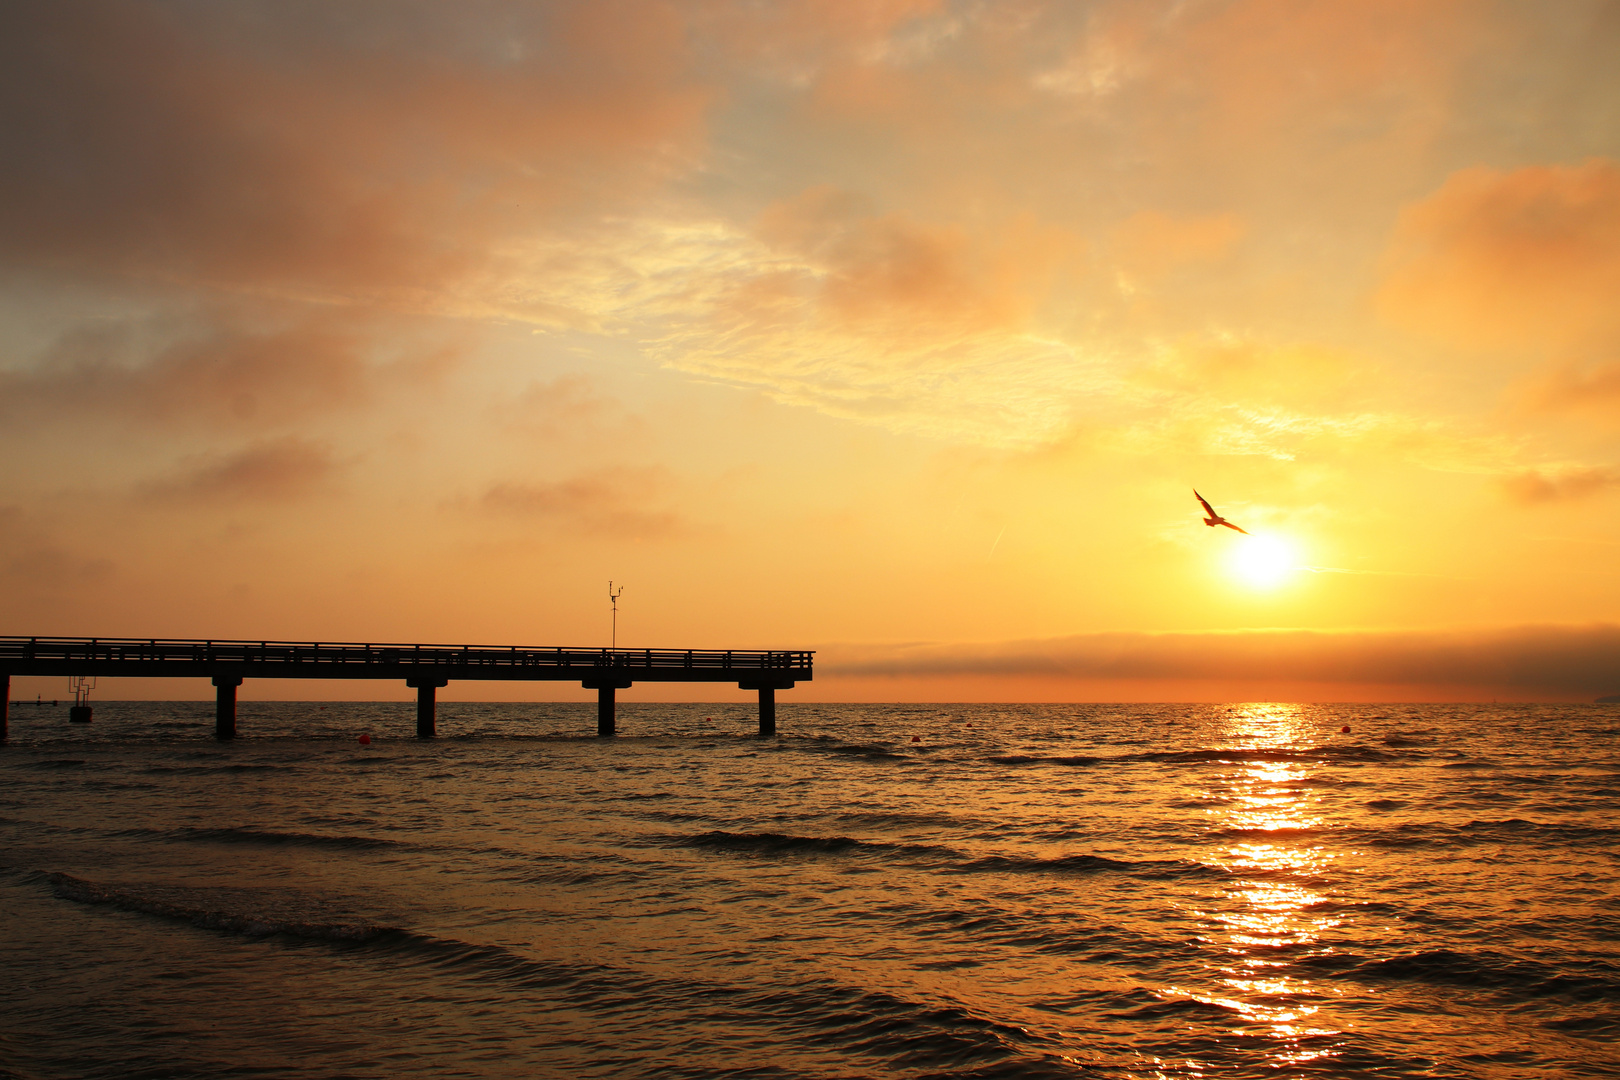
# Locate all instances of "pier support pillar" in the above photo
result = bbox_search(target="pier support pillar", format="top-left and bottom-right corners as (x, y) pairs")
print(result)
(1, 674), (8, 741)
(583, 679), (631, 737)
(757, 686), (776, 737)
(213, 676), (242, 741)
(407, 679), (448, 738)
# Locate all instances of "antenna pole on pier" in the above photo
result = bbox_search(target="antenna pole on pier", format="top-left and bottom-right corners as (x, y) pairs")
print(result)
(608, 581), (624, 649)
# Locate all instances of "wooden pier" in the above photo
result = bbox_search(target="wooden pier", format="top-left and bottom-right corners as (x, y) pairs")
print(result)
(0, 636), (812, 740)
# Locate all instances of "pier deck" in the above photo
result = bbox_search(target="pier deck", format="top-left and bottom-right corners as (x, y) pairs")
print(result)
(0, 636), (813, 740)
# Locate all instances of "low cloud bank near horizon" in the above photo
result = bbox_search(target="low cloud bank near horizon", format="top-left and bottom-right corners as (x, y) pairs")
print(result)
(821, 625), (1620, 696)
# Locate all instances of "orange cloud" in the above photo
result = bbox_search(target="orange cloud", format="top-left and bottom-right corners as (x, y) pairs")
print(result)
(0, 1), (711, 302)
(480, 468), (681, 539)
(0, 310), (456, 430)
(1515, 358), (1620, 421)
(1498, 465), (1620, 505)
(148, 438), (339, 504)
(0, 506), (115, 596)
(1113, 211), (1245, 276)
(755, 186), (1082, 331)
(1378, 159), (1620, 349)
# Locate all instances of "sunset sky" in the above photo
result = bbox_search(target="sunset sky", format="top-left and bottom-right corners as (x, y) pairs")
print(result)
(5, 0), (1620, 702)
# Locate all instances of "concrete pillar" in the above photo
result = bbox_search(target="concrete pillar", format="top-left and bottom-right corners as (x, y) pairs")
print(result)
(597, 685), (616, 737)
(213, 676), (242, 740)
(757, 686), (776, 737)
(1, 674), (8, 741)
(407, 679), (447, 738)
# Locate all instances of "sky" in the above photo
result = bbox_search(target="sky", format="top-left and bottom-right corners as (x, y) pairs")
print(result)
(4, 0), (1620, 703)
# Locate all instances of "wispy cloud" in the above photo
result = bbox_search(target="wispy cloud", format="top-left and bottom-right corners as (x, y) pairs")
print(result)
(1498, 465), (1620, 504)
(147, 437), (339, 503)
(479, 467), (681, 539)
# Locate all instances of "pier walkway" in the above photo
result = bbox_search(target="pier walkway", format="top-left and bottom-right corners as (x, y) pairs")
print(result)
(0, 636), (813, 740)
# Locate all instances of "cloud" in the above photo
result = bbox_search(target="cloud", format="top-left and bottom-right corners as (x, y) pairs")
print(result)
(824, 624), (1620, 696)
(495, 376), (640, 443)
(642, 188), (1094, 447)
(480, 467), (680, 539)
(1514, 358), (1620, 422)
(1112, 211), (1245, 277)
(0, 309), (454, 429)
(0, 0), (711, 304)
(751, 185), (1084, 332)
(1378, 159), (1620, 349)
(1498, 465), (1620, 504)
(0, 506), (115, 595)
(148, 438), (338, 503)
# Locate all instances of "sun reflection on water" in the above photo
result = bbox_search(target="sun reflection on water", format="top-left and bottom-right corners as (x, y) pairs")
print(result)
(1170, 704), (1348, 1064)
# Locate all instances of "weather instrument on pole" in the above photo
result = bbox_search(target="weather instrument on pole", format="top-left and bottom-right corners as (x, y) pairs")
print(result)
(608, 580), (624, 648)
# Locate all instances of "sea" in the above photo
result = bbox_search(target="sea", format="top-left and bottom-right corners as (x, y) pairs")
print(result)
(1, 701), (1616, 1079)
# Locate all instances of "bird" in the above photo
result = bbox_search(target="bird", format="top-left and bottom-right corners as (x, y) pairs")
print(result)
(1194, 490), (1248, 534)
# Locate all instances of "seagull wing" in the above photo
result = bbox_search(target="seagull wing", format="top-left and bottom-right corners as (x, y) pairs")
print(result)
(1219, 520), (1249, 535)
(1194, 490), (1217, 517)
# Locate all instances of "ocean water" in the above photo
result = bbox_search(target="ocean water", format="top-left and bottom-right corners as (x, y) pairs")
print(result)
(1, 701), (1616, 1079)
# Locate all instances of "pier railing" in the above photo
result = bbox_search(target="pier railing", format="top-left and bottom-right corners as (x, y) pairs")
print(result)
(0, 636), (812, 740)
(0, 636), (812, 673)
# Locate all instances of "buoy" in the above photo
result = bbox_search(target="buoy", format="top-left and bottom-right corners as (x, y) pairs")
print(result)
(358, 733), (372, 745)
(911, 735), (921, 742)
(1339, 725), (1351, 734)
(319, 705), (327, 711)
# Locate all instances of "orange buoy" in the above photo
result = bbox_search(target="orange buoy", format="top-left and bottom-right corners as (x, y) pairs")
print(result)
(911, 735), (921, 742)
(358, 733), (372, 745)
(1339, 725), (1350, 734)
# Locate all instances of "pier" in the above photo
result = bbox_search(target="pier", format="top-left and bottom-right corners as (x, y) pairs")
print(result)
(0, 636), (812, 741)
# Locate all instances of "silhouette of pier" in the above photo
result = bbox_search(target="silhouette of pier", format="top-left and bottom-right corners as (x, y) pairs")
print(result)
(0, 636), (812, 741)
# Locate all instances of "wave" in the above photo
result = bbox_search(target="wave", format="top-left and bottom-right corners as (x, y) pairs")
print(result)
(834, 810), (967, 828)
(676, 830), (874, 855)
(40, 869), (1074, 1075)
(821, 743), (910, 761)
(673, 831), (1227, 885)
(1135, 745), (1398, 764)
(46, 872), (397, 942)
(124, 826), (403, 850)
(983, 745), (1402, 770)
(1299, 947), (1620, 1002)
(952, 853), (1220, 881)
(363, 931), (1071, 1075)
(142, 762), (294, 774)
(987, 755), (1102, 767)
(1360, 818), (1620, 849)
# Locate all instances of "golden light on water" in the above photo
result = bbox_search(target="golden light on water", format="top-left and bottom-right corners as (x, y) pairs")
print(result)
(1175, 704), (1348, 1064)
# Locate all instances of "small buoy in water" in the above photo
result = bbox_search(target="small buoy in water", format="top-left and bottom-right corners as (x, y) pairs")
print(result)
(1339, 725), (1351, 734)
(911, 735), (921, 742)
(319, 705), (327, 711)
(358, 733), (372, 745)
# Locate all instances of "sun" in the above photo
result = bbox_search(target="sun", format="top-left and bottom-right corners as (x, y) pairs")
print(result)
(1229, 534), (1298, 589)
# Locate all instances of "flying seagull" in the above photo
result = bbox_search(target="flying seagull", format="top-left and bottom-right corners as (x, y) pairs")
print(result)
(1194, 490), (1248, 534)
